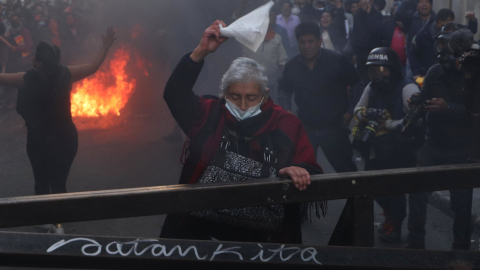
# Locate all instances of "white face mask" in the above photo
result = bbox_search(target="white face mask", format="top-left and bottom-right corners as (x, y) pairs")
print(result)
(292, 7), (301, 15)
(225, 97), (264, 122)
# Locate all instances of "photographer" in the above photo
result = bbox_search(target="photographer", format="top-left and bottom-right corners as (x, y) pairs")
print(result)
(406, 23), (474, 250)
(354, 47), (420, 242)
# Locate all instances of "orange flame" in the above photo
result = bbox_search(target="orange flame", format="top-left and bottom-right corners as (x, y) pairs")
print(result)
(135, 49), (152, 77)
(71, 46), (139, 130)
(71, 24), (153, 130)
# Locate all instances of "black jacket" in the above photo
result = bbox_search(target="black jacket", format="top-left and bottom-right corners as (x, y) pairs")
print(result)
(380, 18), (400, 47)
(422, 64), (471, 147)
(351, 8), (383, 55)
(278, 49), (359, 128)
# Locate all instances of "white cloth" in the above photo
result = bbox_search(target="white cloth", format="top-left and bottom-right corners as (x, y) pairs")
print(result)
(345, 13), (354, 39)
(220, 1), (274, 52)
(321, 31), (335, 51)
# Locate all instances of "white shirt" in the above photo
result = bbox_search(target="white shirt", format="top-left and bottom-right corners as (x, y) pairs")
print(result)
(322, 30), (335, 51)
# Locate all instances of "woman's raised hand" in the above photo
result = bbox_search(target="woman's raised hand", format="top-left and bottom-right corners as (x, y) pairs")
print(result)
(191, 20), (228, 62)
(102, 27), (116, 49)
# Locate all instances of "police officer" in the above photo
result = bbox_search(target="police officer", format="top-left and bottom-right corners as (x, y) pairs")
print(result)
(406, 23), (474, 250)
(354, 47), (421, 242)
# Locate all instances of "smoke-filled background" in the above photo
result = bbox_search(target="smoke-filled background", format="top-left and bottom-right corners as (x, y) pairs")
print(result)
(1, 1), (480, 262)
(0, 0), (298, 249)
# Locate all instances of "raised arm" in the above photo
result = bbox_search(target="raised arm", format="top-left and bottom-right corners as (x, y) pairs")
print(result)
(164, 20), (228, 134)
(0, 72), (25, 88)
(68, 27), (116, 83)
(466, 11), (478, 34)
(189, 20), (228, 63)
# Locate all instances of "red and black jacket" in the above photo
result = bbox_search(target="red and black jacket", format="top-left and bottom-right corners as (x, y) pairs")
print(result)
(164, 54), (322, 185)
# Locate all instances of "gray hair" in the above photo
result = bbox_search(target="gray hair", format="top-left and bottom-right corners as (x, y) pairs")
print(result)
(220, 57), (269, 97)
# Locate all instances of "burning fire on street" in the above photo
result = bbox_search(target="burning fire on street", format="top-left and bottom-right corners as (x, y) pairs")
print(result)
(71, 25), (152, 130)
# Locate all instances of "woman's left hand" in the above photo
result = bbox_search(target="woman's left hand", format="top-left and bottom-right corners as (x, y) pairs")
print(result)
(278, 166), (311, 191)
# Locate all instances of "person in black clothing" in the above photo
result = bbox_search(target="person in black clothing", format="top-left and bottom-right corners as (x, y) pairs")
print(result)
(296, 0), (318, 22)
(408, 8), (453, 79)
(409, 9), (478, 79)
(380, 2), (403, 47)
(351, 0), (383, 80)
(0, 28), (115, 231)
(353, 47), (420, 242)
(279, 22), (359, 173)
(406, 25), (474, 250)
(373, 0), (387, 16)
(395, 0), (436, 78)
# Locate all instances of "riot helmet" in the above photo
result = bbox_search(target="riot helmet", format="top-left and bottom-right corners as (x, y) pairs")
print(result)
(437, 22), (460, 56)
(366, 47), (403, 89)
(437, 22), (473, 70)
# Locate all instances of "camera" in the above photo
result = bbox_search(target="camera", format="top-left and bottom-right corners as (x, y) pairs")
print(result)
(360, 108), (388, 144)
(352, 108), (388, 159)
(399, 93), (425, 132)
(460, 41), (480, 73)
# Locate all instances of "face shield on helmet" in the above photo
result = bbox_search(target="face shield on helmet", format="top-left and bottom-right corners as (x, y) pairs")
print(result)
(366, 47), (403, 89)
(368, 65), (390, 77)
(437, 33), (453, 55)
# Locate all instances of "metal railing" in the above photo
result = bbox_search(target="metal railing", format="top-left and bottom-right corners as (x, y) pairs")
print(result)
(1, 163), (480, 269)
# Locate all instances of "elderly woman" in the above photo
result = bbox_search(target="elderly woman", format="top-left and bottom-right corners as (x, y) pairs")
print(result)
(161, 21), (323, 244)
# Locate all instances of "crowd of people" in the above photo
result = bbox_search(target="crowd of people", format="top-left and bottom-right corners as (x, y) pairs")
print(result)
(160, 0), (478, 252)
(0, 0), (96, 110)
